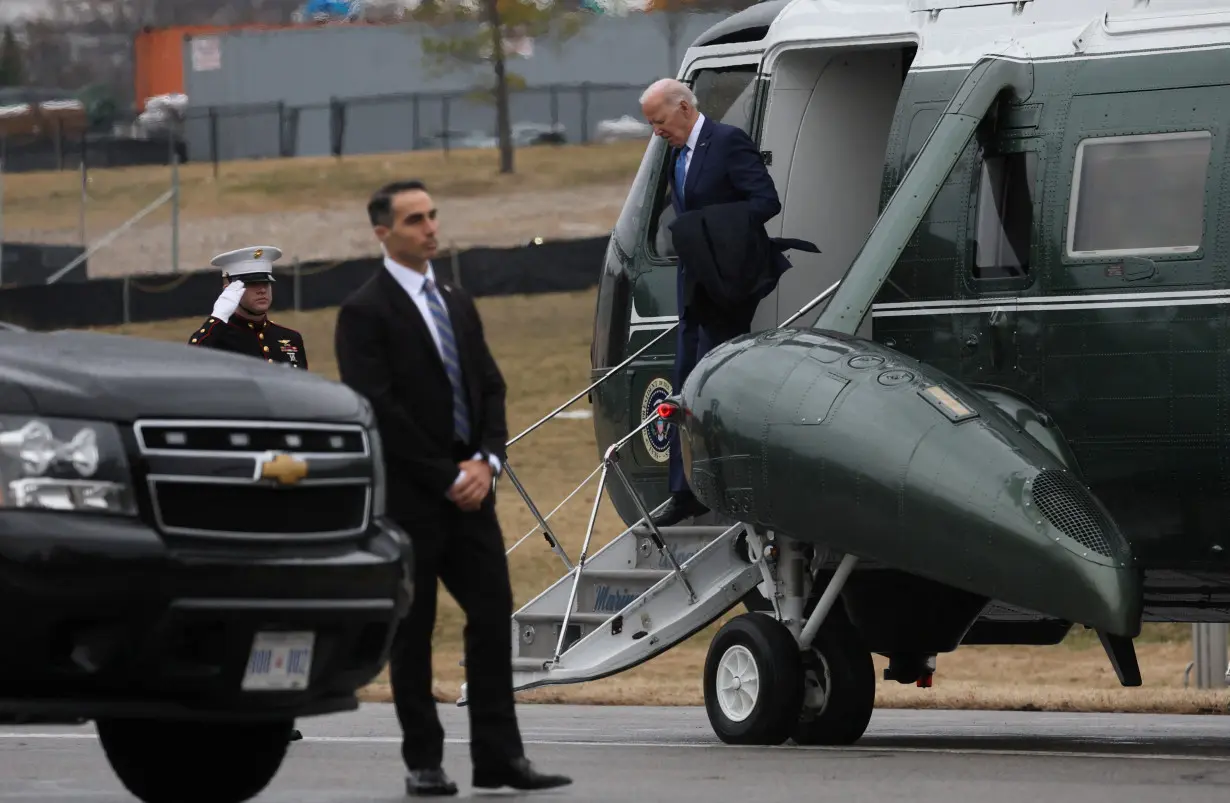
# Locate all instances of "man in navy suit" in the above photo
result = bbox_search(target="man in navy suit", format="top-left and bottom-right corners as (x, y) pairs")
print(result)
(639, 77), (783, 528)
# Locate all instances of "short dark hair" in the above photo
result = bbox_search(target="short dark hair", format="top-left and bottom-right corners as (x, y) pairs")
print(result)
(368, 179), (428, 227)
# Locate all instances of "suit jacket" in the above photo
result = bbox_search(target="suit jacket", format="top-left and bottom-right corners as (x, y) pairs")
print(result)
(334, 266), (508, 521)
(669, 116), (789, 319)
(669, 200), (819, 323)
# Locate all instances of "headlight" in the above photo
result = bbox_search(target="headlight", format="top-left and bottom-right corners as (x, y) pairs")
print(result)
(0, 416), (136, 514)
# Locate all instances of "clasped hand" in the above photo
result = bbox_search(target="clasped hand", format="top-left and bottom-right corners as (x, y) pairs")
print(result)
(447, 459), (493, 511)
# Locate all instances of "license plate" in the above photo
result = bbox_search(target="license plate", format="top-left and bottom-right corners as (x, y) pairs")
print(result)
(242, 631), (314, 691)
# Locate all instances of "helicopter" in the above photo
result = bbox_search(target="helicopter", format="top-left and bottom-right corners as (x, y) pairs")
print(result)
(460, 0), (1230, 747)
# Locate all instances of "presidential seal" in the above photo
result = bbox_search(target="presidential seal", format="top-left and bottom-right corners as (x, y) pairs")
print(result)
(641, 377), (673, 463)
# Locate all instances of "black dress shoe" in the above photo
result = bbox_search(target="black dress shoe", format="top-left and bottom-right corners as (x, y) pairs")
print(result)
(649, 493), (709, 528)
(405, 768), (458, 797)
(289, 728), (303, 741)
(473, 756), (572, 791)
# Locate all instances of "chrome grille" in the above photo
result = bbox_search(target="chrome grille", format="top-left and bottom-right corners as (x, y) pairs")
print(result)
(134, 420), (368, 457)
(133, 419), (372, 542)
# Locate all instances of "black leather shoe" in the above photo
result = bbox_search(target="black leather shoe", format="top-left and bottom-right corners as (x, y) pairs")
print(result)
(649, 493), (709, 528)
(289, 729), (303, 742)
(473, 757), (572, 791)
(405, 768), (458, 797)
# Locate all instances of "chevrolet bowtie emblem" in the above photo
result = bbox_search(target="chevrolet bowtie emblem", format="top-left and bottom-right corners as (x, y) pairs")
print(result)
(256, 451), (308, 485)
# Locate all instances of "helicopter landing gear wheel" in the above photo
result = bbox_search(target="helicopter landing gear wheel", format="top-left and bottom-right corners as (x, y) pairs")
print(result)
(703, 613), (804, 745)
(792, 609), (875, 745)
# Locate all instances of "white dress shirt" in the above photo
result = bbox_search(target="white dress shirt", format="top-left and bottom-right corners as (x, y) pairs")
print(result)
(679, 112), (706, 182)
(383, 253), (502, 492)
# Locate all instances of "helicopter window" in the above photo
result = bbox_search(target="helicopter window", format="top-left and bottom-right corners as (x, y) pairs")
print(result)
(646, 65), (759, 258)
(1067, 131), (1212, 257)
(973, 148), (1036, 280)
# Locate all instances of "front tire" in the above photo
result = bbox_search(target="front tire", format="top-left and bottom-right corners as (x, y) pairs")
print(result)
(703, 612), (803, 745)
(792, 606), (876, 745)
(96, 717), (294, 803)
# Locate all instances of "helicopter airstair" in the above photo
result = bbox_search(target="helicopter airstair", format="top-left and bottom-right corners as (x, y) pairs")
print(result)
(457, 280), (842, 704)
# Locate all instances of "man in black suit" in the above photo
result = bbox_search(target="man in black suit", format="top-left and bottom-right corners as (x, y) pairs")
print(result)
(333, 180), (572, 797)
(640, 77), (784, 528)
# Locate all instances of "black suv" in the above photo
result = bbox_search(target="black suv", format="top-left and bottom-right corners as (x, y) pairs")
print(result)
(0, 323), (413, 803)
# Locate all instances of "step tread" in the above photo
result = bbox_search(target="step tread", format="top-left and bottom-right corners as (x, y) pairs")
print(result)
(515, 612), (611, 625)
(467, 655), (566, 671)
(578, 568), (671, 581)
(630, 525), (735, 537)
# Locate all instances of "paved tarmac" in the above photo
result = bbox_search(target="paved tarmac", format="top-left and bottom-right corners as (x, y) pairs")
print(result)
(2, 704), (1230, 801)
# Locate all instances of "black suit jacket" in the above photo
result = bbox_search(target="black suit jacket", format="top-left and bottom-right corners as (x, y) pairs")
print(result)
(671, 116), (779, 223)
(334, 266), (508, 520)
(669, 116), (792, 322)
(669, 200), (819, 326)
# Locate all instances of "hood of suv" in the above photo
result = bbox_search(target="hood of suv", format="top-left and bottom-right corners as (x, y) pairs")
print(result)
(0, 329), (369, 424)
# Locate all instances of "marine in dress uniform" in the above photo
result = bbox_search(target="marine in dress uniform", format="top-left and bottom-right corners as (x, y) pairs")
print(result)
(188, 246), (309, 370)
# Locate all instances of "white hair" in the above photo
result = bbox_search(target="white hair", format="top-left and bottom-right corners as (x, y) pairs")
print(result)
(640, 78), (697, 109)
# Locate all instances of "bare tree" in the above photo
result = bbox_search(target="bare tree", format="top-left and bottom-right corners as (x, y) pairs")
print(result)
(413, 0), (588, 175)
(482, 0), (514, 174)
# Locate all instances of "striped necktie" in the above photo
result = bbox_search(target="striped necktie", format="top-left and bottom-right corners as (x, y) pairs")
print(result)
(674, 144), (689, 206)
(423, 277), (472, 444)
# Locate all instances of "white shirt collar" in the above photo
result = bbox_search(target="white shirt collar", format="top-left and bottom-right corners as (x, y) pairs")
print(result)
(685, 112), (705, 152)
(383, 251), (437, 295)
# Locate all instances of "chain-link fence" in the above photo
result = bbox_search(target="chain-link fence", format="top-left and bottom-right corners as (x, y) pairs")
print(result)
(1, 81), (650, 175)
(0, 79), (652, 289)
(0, 148), (184, 288)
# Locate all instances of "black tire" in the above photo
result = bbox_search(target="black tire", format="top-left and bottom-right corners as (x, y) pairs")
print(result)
(703, 612), (804, 745)
(792, 606), (876, 746)
(96, 717), (295, 803)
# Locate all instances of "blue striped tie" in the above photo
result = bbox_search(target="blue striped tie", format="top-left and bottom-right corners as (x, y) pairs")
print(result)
(674, 144), (689, 207)
(423, 278), (472, 444)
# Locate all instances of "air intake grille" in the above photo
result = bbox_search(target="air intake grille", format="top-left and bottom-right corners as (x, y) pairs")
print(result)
(152, 481), (368, 537)
(1029, 470), (1114, 558)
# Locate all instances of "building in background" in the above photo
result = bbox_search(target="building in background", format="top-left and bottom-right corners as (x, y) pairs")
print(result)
(136, 10), (730, 161)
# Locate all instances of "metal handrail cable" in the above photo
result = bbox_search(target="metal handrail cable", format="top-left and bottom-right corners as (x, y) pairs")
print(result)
(501, 279), (843, 579)
(507, 277), (839, 450)
(505, 321), (679, 449)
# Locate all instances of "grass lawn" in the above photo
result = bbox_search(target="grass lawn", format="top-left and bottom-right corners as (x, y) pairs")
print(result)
(2, 140), (649, 233)
(91, 287), (1230, 715)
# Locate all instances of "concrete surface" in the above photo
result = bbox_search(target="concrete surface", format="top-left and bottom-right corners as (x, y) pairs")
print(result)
(1, 703), (1229, 801)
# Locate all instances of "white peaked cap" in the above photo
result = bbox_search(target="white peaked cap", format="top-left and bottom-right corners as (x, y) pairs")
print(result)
(210, 245), (282, 282)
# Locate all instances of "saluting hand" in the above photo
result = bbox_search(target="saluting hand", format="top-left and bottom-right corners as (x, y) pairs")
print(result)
(211, 280), (246, 322)
(448, 459), (493, 512)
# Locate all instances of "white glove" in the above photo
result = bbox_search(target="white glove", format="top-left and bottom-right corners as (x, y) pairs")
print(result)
(211, 281), (245, 322)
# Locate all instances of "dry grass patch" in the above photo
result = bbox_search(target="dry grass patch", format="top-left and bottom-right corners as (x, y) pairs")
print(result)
(355, 638), (1230, 716)
(91, 289), (1226, 715)
(2, 141), (648, 233)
